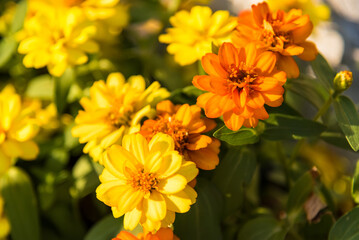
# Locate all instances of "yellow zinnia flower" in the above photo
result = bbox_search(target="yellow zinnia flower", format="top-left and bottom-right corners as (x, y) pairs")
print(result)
(0, 85), (40, 175)
(159, 6), (237, 66)
(96, 133), (198, 232)
(17, 2), (99, 76)
(71, 72), (170, 162)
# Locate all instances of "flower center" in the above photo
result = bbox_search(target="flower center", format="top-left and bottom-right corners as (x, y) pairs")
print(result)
(128, 169), (159, 193)
(228, 64), (257, 90)
(261, 19), (292, 50)
(146, 116), (189, 154)
(108, 99), (134, 128)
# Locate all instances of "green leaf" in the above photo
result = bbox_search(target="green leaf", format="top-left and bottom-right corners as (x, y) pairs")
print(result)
(320, 131), (353, 150)
(329, 207), (359, 240)
(213, 126), (259, 146)
(237, 215), (287, 240)
(286, 77), (329, 109)
(212, 148), (256, 215)
(310, 53), (335, 90)
(286, 171), (315, 220)
(26, 74), (54, 100)
(0, 37), (17, 68)
(0, 167), (40, 240)
(84, 215), (123, 240)
(352, 161), (359, 203)
(175, 178), (223, 240)
(9, 0), (27, 34)
(70, 156), (101, 199)
(333, 95), (359, 151)
(262, 114), (326, 140)
(54, 68), (75, 114)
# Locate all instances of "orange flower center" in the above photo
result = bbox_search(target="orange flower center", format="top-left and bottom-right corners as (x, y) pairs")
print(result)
(146, 116), (189, 154)
(261, 19), (292, 50)
(228, 64), (257, 90)
(128, 169), (159, 193)
(107, 99), (134, 127)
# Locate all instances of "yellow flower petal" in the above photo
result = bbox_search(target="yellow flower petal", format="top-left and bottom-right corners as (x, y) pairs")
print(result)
(144, 191), (166, 221)
(124, 206), (142, 230)
(157, 174), (187, 194)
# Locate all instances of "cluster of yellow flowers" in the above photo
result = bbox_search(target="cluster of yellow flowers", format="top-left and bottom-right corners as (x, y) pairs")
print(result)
(68, 1), (319, 237)
(16, 0), (128, 76)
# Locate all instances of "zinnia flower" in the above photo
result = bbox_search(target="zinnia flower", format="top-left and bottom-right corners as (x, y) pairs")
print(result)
(96, 133), (198, 232)
(113, 228), (179, 240)
(159, 6), (237, 66)
(71, 72), (169, 162)
(140, 100), (220, 170)
(232, 1), (318, 78)
(192, 42), (286, 131)
(0, 85), (40, 175)
(17, 2), (99, 76)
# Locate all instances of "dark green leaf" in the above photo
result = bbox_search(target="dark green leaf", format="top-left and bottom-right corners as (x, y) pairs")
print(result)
(54, 68), (75, 114)
(333, 95), (359, 151)
(212, 148), (256, 215)
(175, 178), (223, 240)
(329, 207), (359, 240)
(320, 131), (353, 150)
(262, 114), (326, 140)
(310, 53), (335, 90)
(84, 215), (123, 240)
(213, 126), (259, 146)
(286, 77), (329, 109)
(352, 161), (359, 203)
(0, 167), (40, 240)
(237, 215), (286, 240)
(211, 42), (219, 54)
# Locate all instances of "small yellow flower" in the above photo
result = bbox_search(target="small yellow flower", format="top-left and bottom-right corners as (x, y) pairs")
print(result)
(159, 6), (237, 66)
(0, 85), (40, 175)
(17, 2), (99, 76)
(96, 133), (198, 232)
(71, 72), (170, 162)
(0, 196), (10, 239)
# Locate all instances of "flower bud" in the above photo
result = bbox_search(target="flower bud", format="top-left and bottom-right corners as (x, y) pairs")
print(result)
(334, 71), (353, 92)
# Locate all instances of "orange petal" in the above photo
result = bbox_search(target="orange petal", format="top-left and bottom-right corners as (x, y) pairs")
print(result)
(187, 147), (219, 170)
(271, 70), (287, 85)
(282, 44), (304, 56)
(175, 104), (192, 126)
(297, 41), (318, 61)
(245, 43), (257, 67)
(243, 117), (258, 128)
(219, 42), (239, 69)
(276, 56), (299, 78)
(292, 17), (313, 43)
(255, 51), (276, 73)
(223, 111), (244, 131)
(209, 77), (230, 95)
(202, 53), (228, 78)
(156, 100), (175, 115)
(203, 118), (217, 132)
(197, 92), (214, 109)
(153, 228), (174, 240)
(252, 2), (270, 27)
(246, 91), (265, 109)
(252, 77), (279, 91)
(253, 106), (269, 120)
(114, 231), (139, 240)
(187, 134), (212, 150)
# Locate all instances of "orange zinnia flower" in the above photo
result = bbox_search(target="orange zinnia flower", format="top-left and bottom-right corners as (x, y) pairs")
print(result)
(192, 42), (286, 131)
(140, 100), (220, 170)
(113, 228), (179, 240)
(232, 1), (318, 78)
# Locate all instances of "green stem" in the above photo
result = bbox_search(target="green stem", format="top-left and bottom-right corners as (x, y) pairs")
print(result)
(276, 142), (291, 188)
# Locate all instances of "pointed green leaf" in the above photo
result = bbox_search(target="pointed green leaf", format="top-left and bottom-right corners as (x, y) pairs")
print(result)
(0, 167), (40, 240)
(213, 126), (259, 146)
(262, 114), (326, 140)
(333, 95), (359, 151)
(310, 53), (335, 90)
(54, 68), (75, 114)
(329, 207), (359, 240)
(212, 148), (256, 215)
